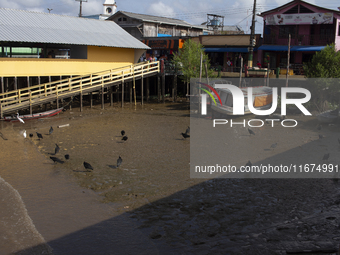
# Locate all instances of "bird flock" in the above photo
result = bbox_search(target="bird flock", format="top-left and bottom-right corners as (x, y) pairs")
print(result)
(25, 125), (127, 172)
(22, 122), (192, 173)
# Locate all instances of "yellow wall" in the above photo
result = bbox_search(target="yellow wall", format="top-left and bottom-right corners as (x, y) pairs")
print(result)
(0, 46), (136, 77)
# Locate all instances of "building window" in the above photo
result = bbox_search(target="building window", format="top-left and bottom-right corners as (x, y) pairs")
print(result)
(279, 25), (296, 38)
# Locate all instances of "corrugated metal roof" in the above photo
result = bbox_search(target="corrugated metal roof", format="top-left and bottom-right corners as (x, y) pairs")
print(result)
(110, 11), (203, 29)
(0, 8), (150, 49)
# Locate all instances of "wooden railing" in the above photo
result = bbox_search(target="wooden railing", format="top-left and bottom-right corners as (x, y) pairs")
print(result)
(0, 61), (160, 117)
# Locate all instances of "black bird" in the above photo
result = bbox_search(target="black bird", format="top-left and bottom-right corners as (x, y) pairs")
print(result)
(117, 156), (122, 168)
(50, 156), (64, 164)
(122, 136), (128, 141)
(322, 153), (330, 160)
(29, 133), (33, 138)
(54, 144), (60, 155)
(49, 126), (53, 135)
(248, 128), (255, 136)
(245, 160), (252, 167)
(83, 161), (93, 171)
(64, 154), (70, 160)
(186, 126), (190, 134)
(270, 143), (278, 149)
(181, 132), (190, 139)
(121, 130), (125, 136)
(36, 132), (43, 140)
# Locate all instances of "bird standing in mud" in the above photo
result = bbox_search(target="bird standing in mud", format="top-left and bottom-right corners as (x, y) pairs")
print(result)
(16, 113), (25, 124)
(248, 128), (255, 136)
(270, 143), (278, 150)
(322, 153), (330, 160)
(117, 156), (122, 168)
(121, 130), (125, 136)
(50, 156), (64, 164)
(83, 161), (93, 171)
(181, 132), (190, 139)
(36, 132), (43, 140)
(49, 126), (53, 135)
(122, 136), (128, 141)
(54, 144), (60, 155)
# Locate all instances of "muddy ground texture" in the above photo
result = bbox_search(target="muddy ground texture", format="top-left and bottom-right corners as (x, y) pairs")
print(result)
(6, 100), (340, 255)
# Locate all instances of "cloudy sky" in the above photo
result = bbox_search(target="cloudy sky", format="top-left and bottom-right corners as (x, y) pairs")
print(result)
(0, 0), (339, 34)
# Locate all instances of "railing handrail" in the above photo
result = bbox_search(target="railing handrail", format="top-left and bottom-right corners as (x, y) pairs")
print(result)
(0, 61), (160, 113)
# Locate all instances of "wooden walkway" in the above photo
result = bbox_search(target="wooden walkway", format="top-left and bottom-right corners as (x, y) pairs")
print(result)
(0, 61), (160, 117)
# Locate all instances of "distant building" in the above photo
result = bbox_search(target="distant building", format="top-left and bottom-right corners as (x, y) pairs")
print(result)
(108, 11), (204, 39)
(83, 0), (117, 20)
(107, 11), (205, 60)
(258, 0), (340, 73)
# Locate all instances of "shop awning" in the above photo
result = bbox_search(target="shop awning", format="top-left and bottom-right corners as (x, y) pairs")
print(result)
(257, 45), (288, 51)
(291, 46), (326, 51)
(204, 47), (250, 53)
(258, 45), (326, 51)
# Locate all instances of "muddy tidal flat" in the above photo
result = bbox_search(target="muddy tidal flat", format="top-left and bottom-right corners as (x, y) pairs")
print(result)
(1, 101), (340, 254)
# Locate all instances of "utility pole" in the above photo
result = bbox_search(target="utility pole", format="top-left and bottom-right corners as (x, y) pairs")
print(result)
(47, 8), (53, 13)
(75, 0), (87, 17)
(248, 0), (257, 68)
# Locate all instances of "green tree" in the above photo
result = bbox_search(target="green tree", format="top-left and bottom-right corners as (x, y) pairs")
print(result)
(303, 44), (340, 112)
(172, 39), (215, 95)
(304, 44), (340, 78)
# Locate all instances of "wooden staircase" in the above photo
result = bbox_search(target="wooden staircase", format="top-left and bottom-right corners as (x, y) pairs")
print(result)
(0, 61), (160, 117)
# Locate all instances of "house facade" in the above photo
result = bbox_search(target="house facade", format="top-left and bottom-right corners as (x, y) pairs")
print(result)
(107, 11), (205, 60)
(192, 34), (261, 72)
(258, 0), (340, 73)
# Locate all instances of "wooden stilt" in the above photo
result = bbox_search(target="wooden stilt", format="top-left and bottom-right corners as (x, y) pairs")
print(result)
(121, 81), (124, 108)
(141, 76), (144, 105)
(129, 82), (132, 104)
(162, 73), (165, 103)
(90, 92), (93, 108)
(101, 87), (104, 110)
(80, 92), (83, 112)
(110, 86), (113, 106)
(157, 75), (161, 102)
(174, 74), (177, 102)
(146, 77), (149, 103)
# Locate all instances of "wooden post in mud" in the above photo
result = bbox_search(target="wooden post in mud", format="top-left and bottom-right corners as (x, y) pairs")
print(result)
(90, 92), (93, 108)
(162, 73), (165, 104)
(157, 75), (161, 102)
(101, 87), (104, 110)
(141, 76), (144, 105)
(129, 82), (132, 104)
(174, 74), (177, 102)
(146, 77), (149, 102)
(80, 92), (83, 112)
(121, 80), (124, 108)
(110, 86), (113, 106)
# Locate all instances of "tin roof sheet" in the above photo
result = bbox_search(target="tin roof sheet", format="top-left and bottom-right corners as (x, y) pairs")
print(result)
(0, 8), (149, 49)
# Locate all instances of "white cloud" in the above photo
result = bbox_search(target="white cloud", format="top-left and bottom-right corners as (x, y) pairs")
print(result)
(148, 2), (175, 17)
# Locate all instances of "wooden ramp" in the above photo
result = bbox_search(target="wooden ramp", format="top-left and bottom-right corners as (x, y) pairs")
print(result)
(0, 61), (159, 117)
